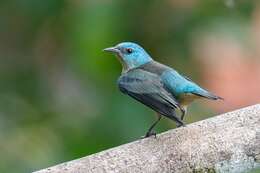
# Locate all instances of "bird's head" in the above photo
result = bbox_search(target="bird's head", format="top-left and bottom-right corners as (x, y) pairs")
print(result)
(103, 42), (152, 72)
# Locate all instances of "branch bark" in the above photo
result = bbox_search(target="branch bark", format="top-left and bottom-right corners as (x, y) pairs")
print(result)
(34, 104), (260, 173)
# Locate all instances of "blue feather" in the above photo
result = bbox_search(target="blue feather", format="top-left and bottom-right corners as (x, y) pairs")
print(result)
(104, 42), (223, 136)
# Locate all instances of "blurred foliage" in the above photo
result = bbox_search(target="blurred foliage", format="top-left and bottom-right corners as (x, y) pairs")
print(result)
(0, 0), (259, 172)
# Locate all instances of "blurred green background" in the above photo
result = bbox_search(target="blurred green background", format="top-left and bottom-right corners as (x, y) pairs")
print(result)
(0, 0), (260, 172)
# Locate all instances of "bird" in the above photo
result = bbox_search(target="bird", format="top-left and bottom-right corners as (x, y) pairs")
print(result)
(103, 42), (223, 138)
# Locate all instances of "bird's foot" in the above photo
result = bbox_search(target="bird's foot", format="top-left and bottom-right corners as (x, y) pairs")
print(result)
(176, 122), (186, 128)
(141, 131), (157, 139)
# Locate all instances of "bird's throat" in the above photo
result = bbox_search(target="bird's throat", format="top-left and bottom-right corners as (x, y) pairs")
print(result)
(116, 55), (130, 73)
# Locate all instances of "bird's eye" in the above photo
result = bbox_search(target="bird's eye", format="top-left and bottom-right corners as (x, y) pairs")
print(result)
(126, 48), (133, 54)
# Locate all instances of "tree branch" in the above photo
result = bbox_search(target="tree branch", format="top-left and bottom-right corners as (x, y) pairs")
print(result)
(34, 104), (260, 173)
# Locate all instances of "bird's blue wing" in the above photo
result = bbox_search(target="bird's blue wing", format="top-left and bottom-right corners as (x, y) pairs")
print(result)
(118, 69), (181, 116)
(161, 70), (222, 100)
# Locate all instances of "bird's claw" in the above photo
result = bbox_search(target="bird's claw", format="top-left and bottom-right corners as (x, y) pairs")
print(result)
(141, 131), (157, 139)
(176, 122), (186, 128)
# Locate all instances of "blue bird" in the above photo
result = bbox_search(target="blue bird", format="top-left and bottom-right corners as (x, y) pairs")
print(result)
(104, 42), (223, 137)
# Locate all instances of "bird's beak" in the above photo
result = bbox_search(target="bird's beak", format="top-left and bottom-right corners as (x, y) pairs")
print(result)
(103, 47), (119, 53)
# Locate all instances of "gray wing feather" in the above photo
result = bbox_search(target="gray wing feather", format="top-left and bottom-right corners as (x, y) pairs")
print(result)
(118, 70), (181, 116)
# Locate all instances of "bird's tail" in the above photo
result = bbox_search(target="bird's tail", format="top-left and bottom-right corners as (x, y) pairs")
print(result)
(192, 90), (224, 101)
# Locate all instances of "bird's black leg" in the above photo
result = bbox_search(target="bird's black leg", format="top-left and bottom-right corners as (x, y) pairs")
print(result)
(144, 114), (162, 138)
(166, 112), (186, 128)
(171, 116), (185, 127)
(176, 120), (186, 127)
(180, 107), (186, 121)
